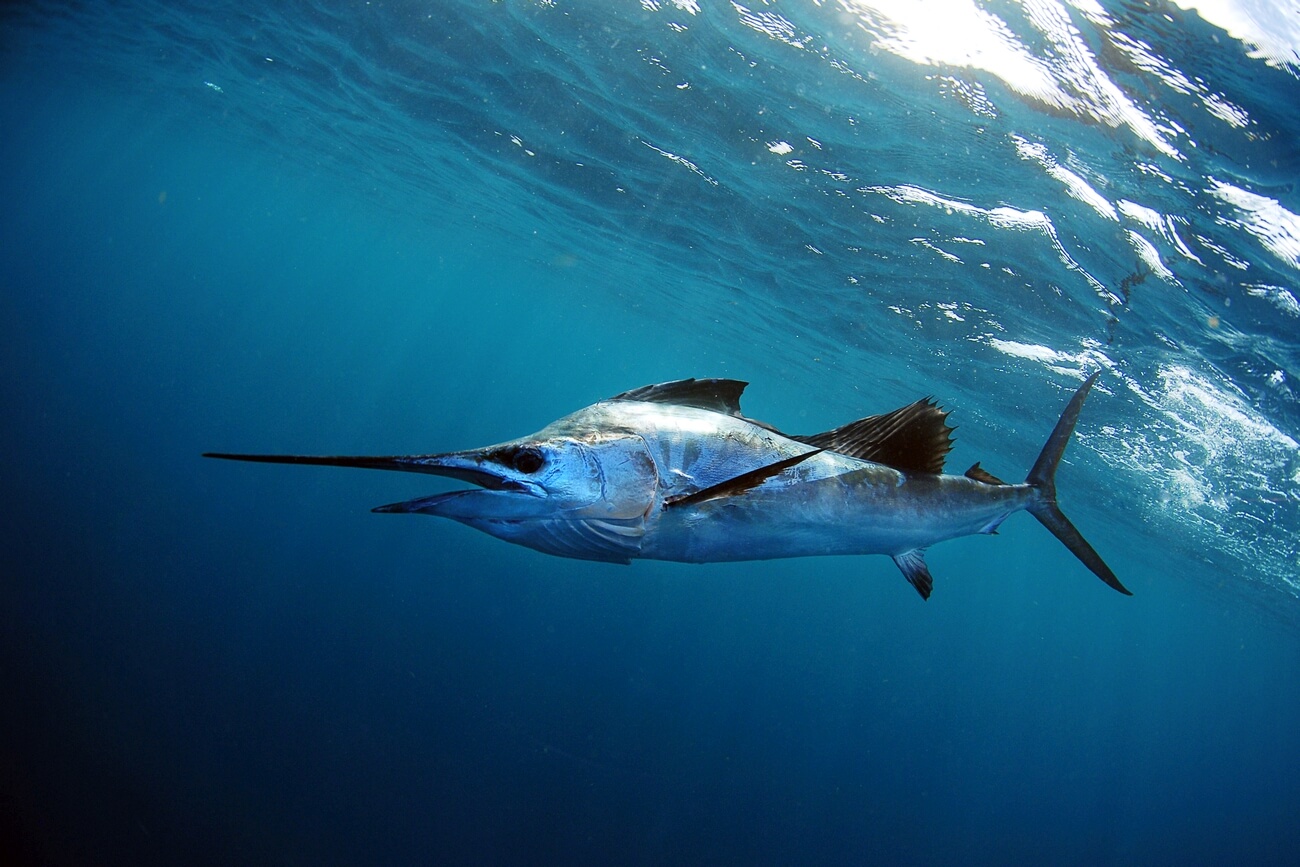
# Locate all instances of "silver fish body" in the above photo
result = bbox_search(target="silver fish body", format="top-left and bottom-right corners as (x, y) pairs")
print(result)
(206, 375), (1128, 599)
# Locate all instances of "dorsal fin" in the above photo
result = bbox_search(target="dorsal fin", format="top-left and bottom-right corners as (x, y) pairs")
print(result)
(964, 462), (1007, 485)
(609, 378), (749, 416)
(792, 398), (954, 474)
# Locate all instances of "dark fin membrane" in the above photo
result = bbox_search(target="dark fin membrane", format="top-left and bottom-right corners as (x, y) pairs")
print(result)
(1028, 501), (1131, 595)
(609, 378), (749, 417)
(793, 398), (954, 474)
(1023, 371), (1132, 596)
(663, 449), (824, 510)
(892, 549), (933, 600)
(965, 462), (1007, 485)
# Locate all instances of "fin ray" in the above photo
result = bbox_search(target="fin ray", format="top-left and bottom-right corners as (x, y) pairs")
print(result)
(892, 549), (934, 600)
(793, 399), (954, 474)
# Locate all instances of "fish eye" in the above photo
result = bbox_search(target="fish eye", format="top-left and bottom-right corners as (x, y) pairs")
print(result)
(510, 447), (544, 474)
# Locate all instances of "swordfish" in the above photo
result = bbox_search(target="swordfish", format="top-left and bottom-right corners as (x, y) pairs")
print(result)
(205, 373), (1129, 599)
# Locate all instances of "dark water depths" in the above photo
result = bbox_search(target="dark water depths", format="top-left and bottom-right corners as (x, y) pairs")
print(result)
(3, 2), (1299, 864)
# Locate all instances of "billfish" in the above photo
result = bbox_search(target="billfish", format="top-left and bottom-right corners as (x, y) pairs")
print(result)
(205, 373), (1129, 599)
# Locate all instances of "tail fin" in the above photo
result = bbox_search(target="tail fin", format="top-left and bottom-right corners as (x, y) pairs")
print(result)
(1025, 372), (1132, 595)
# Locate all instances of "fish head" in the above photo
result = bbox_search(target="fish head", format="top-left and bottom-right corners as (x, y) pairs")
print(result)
(205, 405), (662, 562)
(372, 421), (658, 562)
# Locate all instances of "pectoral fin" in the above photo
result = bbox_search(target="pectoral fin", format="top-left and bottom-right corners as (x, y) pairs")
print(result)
(662, 449), (824, 510)
(892, 549), (934, 600)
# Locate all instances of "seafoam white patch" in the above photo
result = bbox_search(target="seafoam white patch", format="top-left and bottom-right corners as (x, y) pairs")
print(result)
(1118, 199), (1164, 232)
(1013, 135), (1118, 221)
(985, 337), (1108, 379)
(1209, 178), (1300, 270)
(866, 183), (1111, 298)
(978, 341), (1299, 592)
(1168, 0), (1300, 73)
(639, 139), (718, 186)
(1137, 365), (1297, 588)
(1125, 230), (1176, 282)
(1243, 283), (1300, 317)
(839, 0), (1179, 155)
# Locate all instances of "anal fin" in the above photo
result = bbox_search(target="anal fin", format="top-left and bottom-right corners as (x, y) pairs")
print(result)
(892, 549), (934, 600)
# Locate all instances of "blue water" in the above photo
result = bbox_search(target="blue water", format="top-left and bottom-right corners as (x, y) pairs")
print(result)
(3, 1), (1299, 864)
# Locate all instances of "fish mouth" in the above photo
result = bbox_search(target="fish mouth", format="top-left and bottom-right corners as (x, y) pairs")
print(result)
(360, 451), (545, 517)
(405, 463), (530, 493)
(371, 487), (521, 516)
(368, 453), (543, 515)
(373, 482), (561, 520)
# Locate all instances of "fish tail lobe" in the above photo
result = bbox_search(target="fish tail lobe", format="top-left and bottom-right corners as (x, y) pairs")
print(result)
(1024, 373), (1132, 596)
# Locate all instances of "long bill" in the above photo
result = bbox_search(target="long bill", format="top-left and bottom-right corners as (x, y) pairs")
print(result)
(201, 451), (514, 490)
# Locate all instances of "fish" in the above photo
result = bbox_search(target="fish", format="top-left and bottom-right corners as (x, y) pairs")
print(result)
(205, 373), (1130, 599)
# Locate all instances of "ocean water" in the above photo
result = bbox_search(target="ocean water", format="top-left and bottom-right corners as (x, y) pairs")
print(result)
(2, 0), (1299, 864)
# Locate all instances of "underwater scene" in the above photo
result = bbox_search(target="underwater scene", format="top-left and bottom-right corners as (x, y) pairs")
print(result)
(2, 1), (1299, 864)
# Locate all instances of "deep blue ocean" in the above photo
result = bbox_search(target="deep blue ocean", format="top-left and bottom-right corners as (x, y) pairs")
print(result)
(3, 1), (1299, 864)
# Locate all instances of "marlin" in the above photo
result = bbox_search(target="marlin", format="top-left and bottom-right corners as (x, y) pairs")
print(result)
(205, 373), (1129, 599)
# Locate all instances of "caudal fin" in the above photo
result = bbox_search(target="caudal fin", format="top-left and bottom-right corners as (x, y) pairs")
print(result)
(1024, 372), (1132, 596)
